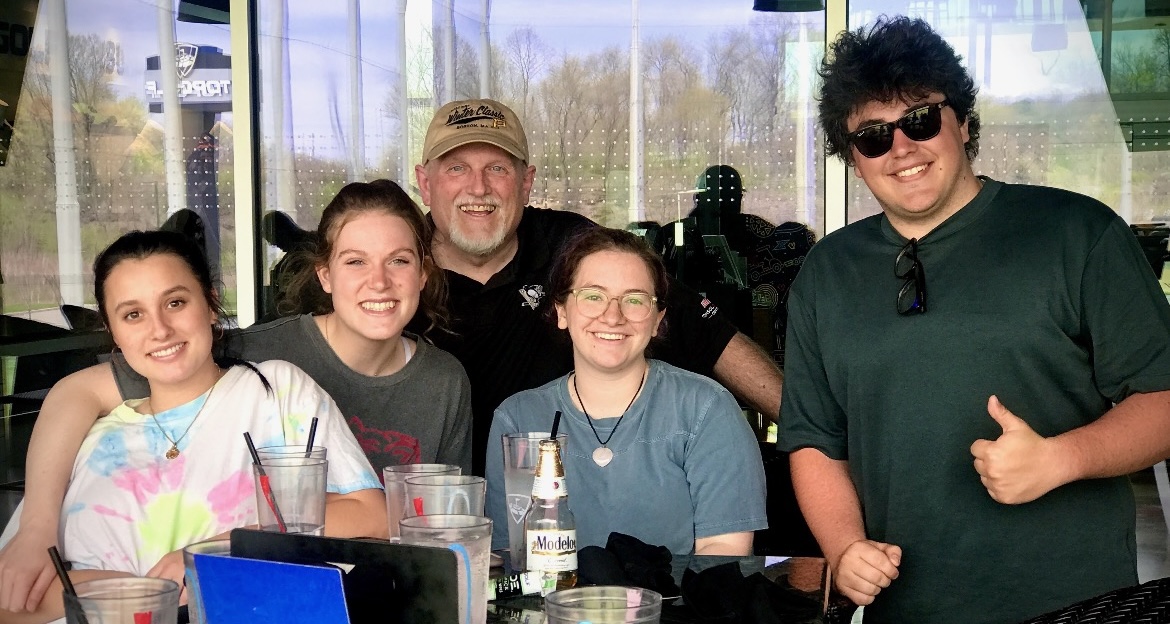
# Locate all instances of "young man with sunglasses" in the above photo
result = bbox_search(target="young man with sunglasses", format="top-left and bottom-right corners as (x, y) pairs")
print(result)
(779, 16), (1170, 624)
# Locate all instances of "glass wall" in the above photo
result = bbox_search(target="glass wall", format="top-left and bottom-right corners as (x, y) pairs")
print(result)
(476, 1), (826, 235)
(251, 0), (826, 233)
(0, 0), (238, 320)
(846, 0), (1170, 231)
(250, 0), (828, 346)
(2, 0), (1166, 325)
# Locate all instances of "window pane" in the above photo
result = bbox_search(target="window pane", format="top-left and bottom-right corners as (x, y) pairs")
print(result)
(0, 0), (237, 320)
(254, 0), (405, 319)
(845, 2), (1169, 229)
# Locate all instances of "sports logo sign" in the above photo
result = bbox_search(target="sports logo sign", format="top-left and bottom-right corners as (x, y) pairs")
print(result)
(175, 43), (198, 79)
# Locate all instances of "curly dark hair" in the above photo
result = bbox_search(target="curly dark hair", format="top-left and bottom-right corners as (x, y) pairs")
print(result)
(819, 16), (981, 166)
(279, 179), (450, 336)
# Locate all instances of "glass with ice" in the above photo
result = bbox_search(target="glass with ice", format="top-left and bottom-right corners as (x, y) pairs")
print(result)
(502, 432), (566, 571)
(399, 514), (493, 624)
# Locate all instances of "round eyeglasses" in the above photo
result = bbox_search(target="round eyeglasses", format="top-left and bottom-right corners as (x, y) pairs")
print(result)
(568, 287), (658, 322)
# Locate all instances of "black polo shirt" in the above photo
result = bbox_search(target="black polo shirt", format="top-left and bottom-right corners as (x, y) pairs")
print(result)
(419, 207), (738, 474)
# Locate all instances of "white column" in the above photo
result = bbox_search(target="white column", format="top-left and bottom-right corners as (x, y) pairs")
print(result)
(349, 0), (365, 181)
(794, 20), (811, 227)
(822, 0), (848, 237)
(230, 0), (257, 326)
(269, 0), (296, 217)
(479, 0), (491, 97)
(397, 0), (410, 187)
(627, 0), (643, 224)
(157, 0), (187, 216)
(48, 0), (83, 304)
(443, 0), (455, 103)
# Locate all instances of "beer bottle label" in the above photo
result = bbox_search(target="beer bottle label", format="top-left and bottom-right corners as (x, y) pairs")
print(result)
(526, 529), (578, 572)
(531, 474), (567, 498)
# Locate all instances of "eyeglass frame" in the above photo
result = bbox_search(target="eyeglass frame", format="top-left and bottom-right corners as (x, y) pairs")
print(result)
(848, 100), (950, 159)
(565, 287), (660, 322)
(895, 238), (927, 315)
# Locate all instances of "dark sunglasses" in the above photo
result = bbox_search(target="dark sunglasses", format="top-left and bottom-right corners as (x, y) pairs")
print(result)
(895, 238), (926, 315)
(849, 101), (949, 159)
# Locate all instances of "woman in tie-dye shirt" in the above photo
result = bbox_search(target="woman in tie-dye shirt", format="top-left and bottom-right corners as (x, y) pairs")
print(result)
(0, 230), (386, 624)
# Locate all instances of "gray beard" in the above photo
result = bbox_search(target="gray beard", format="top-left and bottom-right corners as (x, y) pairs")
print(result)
(445, 219), (511, 257)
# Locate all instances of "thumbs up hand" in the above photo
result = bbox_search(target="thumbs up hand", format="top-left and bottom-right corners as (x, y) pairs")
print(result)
(970, 395), (1065, 504)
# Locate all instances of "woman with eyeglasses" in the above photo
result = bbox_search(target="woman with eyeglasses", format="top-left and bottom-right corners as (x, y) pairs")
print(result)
(484, 227), (766, 556)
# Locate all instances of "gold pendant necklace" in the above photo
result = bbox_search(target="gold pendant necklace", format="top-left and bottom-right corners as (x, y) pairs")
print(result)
(148, 371), (222, 460)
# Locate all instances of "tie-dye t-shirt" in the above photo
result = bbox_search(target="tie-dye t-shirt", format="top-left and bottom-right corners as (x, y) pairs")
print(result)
(57, 360), (381, 575)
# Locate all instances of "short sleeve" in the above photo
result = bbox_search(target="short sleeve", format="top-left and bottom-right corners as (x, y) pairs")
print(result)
(262, 361), (382, 494)
(653, 278), (738, 376)
(437, 365), (474, 474)
(685, 385), (768, 538)
(1081, 217), (1170, 402)
(777, 267), (849, 459)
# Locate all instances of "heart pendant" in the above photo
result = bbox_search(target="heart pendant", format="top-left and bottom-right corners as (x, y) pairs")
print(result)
(592, 447), (614, 467)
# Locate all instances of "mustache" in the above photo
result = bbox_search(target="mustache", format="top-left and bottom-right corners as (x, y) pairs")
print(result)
(453, 194), (500, 209)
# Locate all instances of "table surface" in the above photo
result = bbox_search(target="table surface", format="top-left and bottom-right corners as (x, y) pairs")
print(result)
(487, 555), (842, 624)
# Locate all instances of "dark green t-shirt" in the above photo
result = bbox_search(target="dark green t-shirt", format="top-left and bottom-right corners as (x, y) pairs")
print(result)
(780, 179), (1170, 623)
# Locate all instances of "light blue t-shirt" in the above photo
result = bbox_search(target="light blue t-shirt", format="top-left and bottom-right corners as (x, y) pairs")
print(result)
(486, 360), (768, 554)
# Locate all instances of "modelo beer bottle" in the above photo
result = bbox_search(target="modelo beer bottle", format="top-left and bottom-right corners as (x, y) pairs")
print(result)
(524, 438), (578, 595)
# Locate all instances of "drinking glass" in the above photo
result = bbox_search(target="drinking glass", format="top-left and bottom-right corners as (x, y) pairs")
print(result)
(399, 515), (493, 624)
(63, 578), (180, 624)
(502, 433), (566, 571)
(253, 456), (328, 535)
(182, 538), (232, 624)
(404, 475), (486, 517)
(544, 585), (663, 624)
(383, 463), (461, 538)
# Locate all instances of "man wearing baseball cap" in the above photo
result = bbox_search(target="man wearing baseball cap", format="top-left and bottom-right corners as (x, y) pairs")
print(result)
(414, 98), (782, 475)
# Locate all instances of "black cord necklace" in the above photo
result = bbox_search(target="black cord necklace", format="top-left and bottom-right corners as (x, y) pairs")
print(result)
(572, 367), (647, 467)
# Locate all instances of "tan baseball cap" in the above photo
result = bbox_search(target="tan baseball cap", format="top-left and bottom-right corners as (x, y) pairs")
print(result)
(421, 98), (529, 164)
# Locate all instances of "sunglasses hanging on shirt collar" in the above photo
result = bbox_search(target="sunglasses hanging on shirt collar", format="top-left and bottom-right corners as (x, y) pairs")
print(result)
(896, 238), (927, 315)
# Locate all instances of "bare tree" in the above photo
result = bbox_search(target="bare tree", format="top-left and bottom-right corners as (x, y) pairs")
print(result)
(1157, 29), (1170, 86)
(643, 36), (701, 117)
(585, 46), (629, 225)
(455, 34), (481, 100)
(500, 27), (552, 120)
(538, 54), (601, 210)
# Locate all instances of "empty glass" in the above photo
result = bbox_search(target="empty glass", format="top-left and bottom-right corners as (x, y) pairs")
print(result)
(383, 463), (461, 538)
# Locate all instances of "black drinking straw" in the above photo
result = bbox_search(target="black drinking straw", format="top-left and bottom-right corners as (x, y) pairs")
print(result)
(305, 417), (319, 458)
(49, 546), (88, 624)
(244, 432), (288, 532)
(550, 411), (562, 440)
(243, 432), (264, 469)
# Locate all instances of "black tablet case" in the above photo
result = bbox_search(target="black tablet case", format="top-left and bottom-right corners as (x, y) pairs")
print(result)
(228, 528), (461, 624)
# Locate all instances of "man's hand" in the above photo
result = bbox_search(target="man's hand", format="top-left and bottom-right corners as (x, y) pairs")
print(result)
(832, 539), (901, 606)
(0, 527), (58, 613)
(146, 550), (189, 605)
(970, 395), (1068, 504)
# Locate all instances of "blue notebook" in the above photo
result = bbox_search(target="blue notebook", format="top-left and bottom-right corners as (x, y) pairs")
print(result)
(195, 555), (351, 624)
(226, 529), (462, 624)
